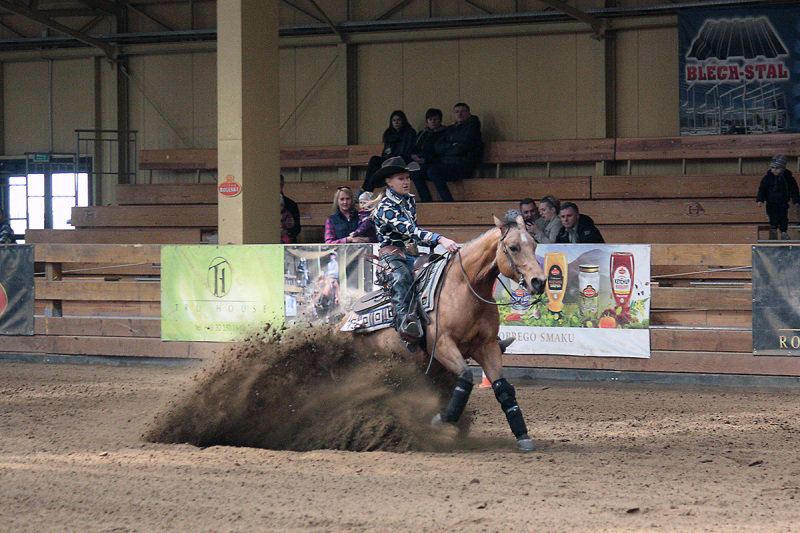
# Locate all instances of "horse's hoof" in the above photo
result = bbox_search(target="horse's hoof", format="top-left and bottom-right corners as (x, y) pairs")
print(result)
(516, 436), (536, 451)
(431, 413), (444, 427)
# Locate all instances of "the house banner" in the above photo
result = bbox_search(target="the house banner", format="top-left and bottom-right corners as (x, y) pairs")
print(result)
(497, 244), (651, 358)
(679, 6), (800, 135)
(0, 244), (34, 335)
(752, 245), (800, 356)
(161, 245), (285, 342)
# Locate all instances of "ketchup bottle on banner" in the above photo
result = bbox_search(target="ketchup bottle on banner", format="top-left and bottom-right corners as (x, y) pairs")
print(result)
(610, 252), (634, 310)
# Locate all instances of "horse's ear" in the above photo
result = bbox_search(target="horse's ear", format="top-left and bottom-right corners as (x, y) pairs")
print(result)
(493, 215), (504, 229)
(515, 214), (525, 229)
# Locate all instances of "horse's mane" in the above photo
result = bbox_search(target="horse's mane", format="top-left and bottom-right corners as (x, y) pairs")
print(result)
(459, 225), (503, 281)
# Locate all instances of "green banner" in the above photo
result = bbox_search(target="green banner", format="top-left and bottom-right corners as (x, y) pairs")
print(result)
(161, 245), (284, 342)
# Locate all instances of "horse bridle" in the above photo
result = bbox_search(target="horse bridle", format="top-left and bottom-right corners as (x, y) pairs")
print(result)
(456, 225), (540, 307)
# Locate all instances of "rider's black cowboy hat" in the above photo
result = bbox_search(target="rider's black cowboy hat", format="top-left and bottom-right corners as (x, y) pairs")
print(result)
(372, 156), (421, 184)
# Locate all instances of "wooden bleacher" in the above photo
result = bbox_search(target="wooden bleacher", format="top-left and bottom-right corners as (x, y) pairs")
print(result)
(5, 242), (798, 377)
(23, 133), (799, 247)
(11, 134), (798, 375)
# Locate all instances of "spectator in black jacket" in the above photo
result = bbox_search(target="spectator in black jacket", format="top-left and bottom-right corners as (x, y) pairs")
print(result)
(280, 174), (301, 243)
(414, 103), (483, 202)
(757, 154), (799, 240)
(555, 202), (604, 243)
(410, 108), (446, 199)
(361, 110), (416, 193)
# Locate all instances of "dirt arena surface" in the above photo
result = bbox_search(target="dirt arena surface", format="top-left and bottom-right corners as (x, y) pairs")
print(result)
(2, 360), (800, 532)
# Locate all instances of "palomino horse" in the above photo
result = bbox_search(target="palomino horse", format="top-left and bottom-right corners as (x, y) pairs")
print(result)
(342, 215), (546, 450)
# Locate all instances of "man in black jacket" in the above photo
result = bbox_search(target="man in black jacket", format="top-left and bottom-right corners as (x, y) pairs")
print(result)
(756, 155), (799, 240)
(555, 202), (604, 244)
(415, 103), (483, 202)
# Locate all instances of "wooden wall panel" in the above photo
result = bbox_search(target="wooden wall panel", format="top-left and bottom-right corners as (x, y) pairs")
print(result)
(279, 48), (297, 146)
(576, 35), (605, 139)
(3, 61), (48, 154)
(139, 54), (194, 150)
(615, 29), (639, 138)
(401, 40), (460, 132)
(517, 33), (578, 141)
(615, 26), (679, 138)
(52, 59), (94, 153)
(459, 37), (517, 143)
(357, 42), (405, 144)
(191, 52), (218, 149)
(292, 46), (344, 146)
(636, 27), (678, 137)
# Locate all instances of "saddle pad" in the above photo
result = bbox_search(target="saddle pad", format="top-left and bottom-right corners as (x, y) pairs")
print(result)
(340, 255), (450, 333)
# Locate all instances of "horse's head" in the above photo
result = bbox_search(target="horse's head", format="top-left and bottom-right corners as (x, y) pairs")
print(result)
(493, 215), (546, 295)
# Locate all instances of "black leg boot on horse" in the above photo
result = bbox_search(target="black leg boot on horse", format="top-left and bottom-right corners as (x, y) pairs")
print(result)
(431, 368), (473, 427)
(492, 378), (535, 451)
(384, 254), (423, 346)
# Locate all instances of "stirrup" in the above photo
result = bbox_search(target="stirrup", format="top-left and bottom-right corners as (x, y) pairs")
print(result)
(399, 315), (423, 342)
(498, 336), (515, 354)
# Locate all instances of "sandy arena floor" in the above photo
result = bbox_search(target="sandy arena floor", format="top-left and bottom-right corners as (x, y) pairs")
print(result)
(2, 360), (800, 532)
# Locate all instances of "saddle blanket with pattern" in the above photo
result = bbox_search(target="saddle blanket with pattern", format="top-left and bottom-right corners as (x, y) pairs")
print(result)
(340, 255), (449, 333)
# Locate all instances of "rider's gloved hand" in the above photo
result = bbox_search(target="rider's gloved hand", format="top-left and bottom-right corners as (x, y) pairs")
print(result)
(438, 237), (460, 253)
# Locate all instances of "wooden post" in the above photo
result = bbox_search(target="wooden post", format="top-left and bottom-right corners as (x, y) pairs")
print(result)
(45, 261), (63, 317)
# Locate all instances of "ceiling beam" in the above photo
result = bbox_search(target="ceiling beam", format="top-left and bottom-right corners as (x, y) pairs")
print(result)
(308, 0), (344, 42)
(375, 0), (417, 21)
(0, 0), (115, 58)
(281, 0), (325, 24)
(78, 0), (124, 18)
(538, 0), (606, 38)
(119, 1), (174, 31)
(463, 0), (492, 15)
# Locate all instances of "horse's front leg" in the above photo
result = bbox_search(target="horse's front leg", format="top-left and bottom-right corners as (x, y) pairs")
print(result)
(474, 343), (536, 451)
(428, 336), (474, 427)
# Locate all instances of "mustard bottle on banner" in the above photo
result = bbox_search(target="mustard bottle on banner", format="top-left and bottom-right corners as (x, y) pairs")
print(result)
(544, 251), (568, 313)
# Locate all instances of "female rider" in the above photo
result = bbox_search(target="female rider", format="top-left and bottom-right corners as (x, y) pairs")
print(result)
(370, 156), (460, 342)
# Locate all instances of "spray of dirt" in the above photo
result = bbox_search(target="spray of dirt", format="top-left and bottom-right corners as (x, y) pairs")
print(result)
(143, 324), (463, 452)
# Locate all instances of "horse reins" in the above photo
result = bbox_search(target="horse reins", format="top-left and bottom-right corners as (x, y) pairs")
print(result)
(456, 225), (543, 307)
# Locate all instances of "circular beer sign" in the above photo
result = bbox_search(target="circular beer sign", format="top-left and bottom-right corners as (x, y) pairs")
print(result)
(219, 175), (242, 197)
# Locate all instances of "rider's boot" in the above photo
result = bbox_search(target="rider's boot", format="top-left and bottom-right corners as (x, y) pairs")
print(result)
(384, 253), (422, 345)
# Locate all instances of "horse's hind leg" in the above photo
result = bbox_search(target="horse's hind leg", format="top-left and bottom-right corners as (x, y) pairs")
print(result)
(433, 367), (473, 425)
(428, 338), (474, 427)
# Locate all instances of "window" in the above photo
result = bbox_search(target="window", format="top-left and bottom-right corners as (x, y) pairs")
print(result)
(1, 156), (91, 242)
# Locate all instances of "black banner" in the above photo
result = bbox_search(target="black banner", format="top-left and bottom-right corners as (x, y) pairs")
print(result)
(752, 246), (800, 355)
(0, 245), (34, 335)
(679, 6), (800, 135)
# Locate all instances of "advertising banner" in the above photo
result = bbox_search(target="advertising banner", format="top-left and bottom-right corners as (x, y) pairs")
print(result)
(497, 244), (651, 358)
(283, 244), (376, 326)
(0, 244), (34, 335)
(161, 245), (284, 342)
(678, 6), (800, 135)
(752, 245), (800, 356)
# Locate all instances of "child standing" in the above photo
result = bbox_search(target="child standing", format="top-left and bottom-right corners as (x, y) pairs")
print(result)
(757, 155), (800, 240)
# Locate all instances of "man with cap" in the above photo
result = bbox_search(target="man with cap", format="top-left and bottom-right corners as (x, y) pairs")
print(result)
(372, 156), (460, 344)
(757, 155), (799, 240)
